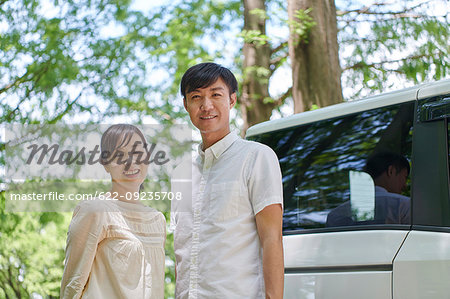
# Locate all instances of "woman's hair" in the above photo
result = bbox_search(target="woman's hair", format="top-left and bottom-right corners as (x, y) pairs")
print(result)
(100, 124), (147, 166)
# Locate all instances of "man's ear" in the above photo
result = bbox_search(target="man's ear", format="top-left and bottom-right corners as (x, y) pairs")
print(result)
(229, 92), (237, 108)
(387, 165), (395, 177)
(183, 97), (187, 110)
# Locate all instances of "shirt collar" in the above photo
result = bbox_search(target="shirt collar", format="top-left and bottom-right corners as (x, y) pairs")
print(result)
(375, 186), (388, 194)
(197, 132), (240, 160)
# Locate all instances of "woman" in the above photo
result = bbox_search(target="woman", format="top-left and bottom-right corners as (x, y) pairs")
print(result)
(61, 124), (166, 299)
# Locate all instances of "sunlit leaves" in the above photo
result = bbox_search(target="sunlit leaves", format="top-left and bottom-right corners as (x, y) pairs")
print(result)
(338, 1), (449, 99)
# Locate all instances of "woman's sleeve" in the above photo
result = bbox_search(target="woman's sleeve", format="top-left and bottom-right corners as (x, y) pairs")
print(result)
(60, 203), (106, 299)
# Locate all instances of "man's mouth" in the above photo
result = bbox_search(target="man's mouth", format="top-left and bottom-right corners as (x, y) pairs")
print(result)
(200, 115), (217, 120)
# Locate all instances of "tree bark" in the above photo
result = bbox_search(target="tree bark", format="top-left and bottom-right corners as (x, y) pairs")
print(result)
(240, 0), (274, 134)
(288, 0), (343, 113)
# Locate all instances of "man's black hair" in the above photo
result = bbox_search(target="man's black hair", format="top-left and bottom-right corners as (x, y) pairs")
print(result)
(180, 62), (238, 98)
(364, 151), (410, 179)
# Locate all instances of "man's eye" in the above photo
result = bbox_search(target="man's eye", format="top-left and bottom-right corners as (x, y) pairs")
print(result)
(191, 95), (200, 99)
(213, 93), (222, 97)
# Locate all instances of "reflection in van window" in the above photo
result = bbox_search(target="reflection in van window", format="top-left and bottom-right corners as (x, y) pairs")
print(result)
(251, 102), (414, 231)
(327, 152), (411, 226)
(348, 171), (375, 221)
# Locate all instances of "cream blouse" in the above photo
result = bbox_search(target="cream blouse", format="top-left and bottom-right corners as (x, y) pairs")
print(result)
(61, 199), (166, 299)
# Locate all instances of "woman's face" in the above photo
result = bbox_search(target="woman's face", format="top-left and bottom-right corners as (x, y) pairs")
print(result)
(104, 132), (149, 187)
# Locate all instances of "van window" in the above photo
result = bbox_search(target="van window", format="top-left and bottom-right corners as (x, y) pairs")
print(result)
(250, 102), (415, 232)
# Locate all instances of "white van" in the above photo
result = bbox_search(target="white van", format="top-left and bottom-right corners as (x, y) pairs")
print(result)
(246, 79), (450, 299)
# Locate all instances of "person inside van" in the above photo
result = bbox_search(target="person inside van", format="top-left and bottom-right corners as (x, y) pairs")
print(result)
(326, 151), (411, 226)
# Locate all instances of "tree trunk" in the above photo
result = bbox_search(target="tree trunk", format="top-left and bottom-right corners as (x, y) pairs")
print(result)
(240, 0), (274, 134)
(288, 0), (343, 113)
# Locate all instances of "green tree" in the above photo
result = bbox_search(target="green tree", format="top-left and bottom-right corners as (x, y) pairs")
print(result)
(143, 0), (449, 130)
(338, 1), (449, 99)
(288, 0), (343, 113)
(0, 0), (190, 125)
(0, 193), (71, 298)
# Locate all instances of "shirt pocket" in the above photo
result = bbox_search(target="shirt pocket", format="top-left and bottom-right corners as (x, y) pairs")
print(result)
(209, 181), (240, 221)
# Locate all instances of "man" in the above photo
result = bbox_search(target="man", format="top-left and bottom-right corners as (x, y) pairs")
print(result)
(363, 151), (410, 224)
(170, 62), (284, 298)
(326, 151), (410, 226)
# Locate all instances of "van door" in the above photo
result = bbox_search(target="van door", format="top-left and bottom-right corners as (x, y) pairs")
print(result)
(250, 99), (417, 298)
(393, 92), (450, 299)
(284, 230), (408, 298)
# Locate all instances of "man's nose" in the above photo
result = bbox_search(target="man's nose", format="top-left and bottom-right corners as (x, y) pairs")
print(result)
(200, 96), (214, 111)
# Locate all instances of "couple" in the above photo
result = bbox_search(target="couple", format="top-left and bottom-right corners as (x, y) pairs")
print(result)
(60, 63), (284, 299)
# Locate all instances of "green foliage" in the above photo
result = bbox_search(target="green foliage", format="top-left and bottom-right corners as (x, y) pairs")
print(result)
(250, 8), (269, 21)
(238, 29), (270, 45)
(338, 1), (449, 99)
(287, 8), (317, 45)
(0, 0), (195, 125)
(0, 192), (72, 298)
(143, 0), (241, 100)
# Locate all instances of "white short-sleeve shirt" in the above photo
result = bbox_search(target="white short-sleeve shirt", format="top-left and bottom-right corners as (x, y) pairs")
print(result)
(170, 132), (283, 299)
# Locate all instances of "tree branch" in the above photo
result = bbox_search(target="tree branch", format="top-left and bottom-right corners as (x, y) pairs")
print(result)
(343, 52), (443, 71)
(0, 62), (50, 95)
(48, 92), (83, 124)
(0, 72), (31, 95)
(270, 51), (289, 76)
(274, 87), (292, 106)
(1, 62), (52, 122)
(271, 41), (288, 56)
(337, 1), (432, 17)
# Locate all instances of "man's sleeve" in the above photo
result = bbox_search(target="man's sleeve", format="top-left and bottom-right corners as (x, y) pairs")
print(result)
(247, 144), (284, 215)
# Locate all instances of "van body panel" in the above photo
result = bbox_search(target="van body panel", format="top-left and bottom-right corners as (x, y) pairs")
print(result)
(284, 230), (408, 268)
(393, 230), (450, 299)
(284, 231), (406, 299)
(246, 87), (418, 138)
(417, 79), (450, 99)
(285, 271), (391, 299)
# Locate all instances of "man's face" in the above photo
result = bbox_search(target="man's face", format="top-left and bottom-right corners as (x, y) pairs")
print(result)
(183, 77), (236, 140)
(387, 166), (408, 194)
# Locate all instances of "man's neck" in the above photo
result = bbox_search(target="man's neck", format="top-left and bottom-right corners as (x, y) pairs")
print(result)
(200, 130), (231, 150)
